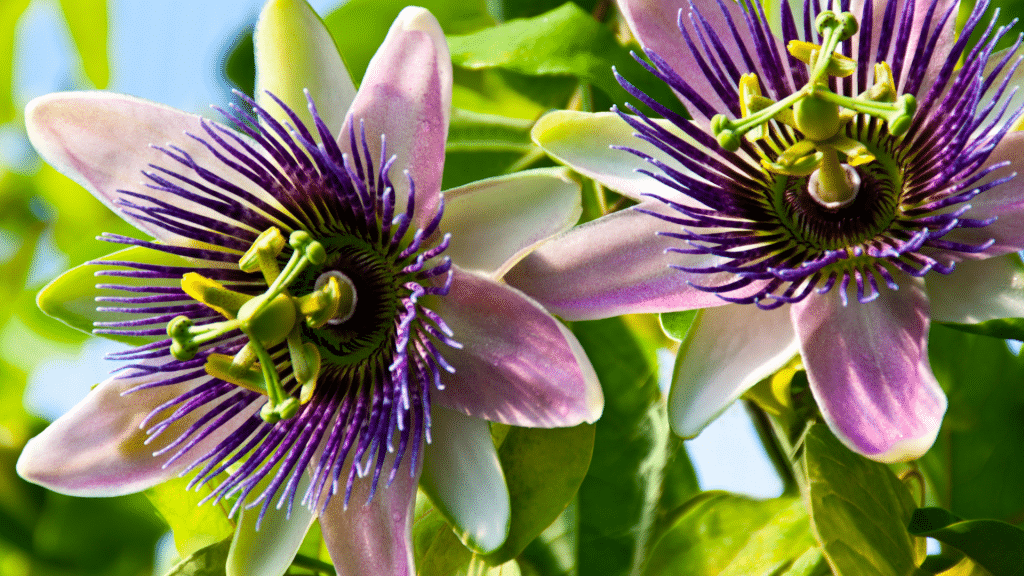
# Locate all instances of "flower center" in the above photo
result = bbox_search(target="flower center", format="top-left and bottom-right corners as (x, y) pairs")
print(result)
(167, 227), (357, 423)
(710, 10), (916, 210)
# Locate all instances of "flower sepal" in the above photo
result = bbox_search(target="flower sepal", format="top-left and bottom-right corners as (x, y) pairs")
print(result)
(36, 245), (228, 345)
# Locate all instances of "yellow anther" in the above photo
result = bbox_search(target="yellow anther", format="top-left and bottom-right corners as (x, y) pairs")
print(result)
(868, 62), (897, 102)
(788, 41), (856, 78)
(181, 272), (252, 319)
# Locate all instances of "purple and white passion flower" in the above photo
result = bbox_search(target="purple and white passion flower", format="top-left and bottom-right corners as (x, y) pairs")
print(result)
(508, 0), (1024, 463)
(16, 2), (601, 576)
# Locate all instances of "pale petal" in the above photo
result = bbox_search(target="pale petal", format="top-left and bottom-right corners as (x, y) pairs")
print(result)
(926, 254), (1024, 324)
(340, 7), (451, 228)
(420, 407), (510, 554)
(504, 206), (742, 321)
(17, 370), (257, 496)
(442, 167), (581, 278)
(942, 130), (1024, 258)
(432, 268), (603, 427)
(24, 92), (284, 241)
(531, 110), (688, 202)
(254, 0), (356, 135)
(319, 453), (419, 576)
(791, 279), (947, 463)
(668, 304), (798, 438)
(227, 475), (316, 576)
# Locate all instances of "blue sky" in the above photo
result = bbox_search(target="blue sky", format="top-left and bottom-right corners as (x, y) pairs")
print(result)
(13, 0), (782, 499)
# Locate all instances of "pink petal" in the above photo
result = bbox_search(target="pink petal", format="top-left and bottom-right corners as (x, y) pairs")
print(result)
(432, 268), (603, 428)
(617, 0), (785, 125)
(504, 206), (743, 320)
(942, 130), (1024, 258)
(421, 407), (510, 554)
(24, 92), (280, 242)
(926, 254), (1024, 324)
(669, 304), (798, 438)
(441, 167), (581, 278)
(319, 453), (419, 576)
(340, 7), (451, 229)
(791, 279), (947, 463)
(16, 370), (257, 496)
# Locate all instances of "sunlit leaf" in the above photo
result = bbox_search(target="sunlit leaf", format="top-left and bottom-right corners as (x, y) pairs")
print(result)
(909, 507), (1024, 576)
(659, 310), (698, 342)
(571, 316), (699, 576)
(57, 0), (109, 88)
(645, 492), (818, 576)
(163, 537), (231, 576)
(145, 477), (235, 558)
(800, 422), (927, 576)
(0, 0), (31, 123)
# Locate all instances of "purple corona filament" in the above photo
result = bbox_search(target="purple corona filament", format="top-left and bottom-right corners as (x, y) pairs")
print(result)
(91, 91), (458, 523)
(616, 0), (1020, 309)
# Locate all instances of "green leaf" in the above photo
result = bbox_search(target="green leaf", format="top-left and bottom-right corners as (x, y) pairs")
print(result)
(484, 423), (595, 564)
(0, 0), (30, 123)
(908, 508), (1024, 576)
(922, 325), (1024, 522)
(414, 492), (524, 576)
(445, 3), (684, 117)
(324, 0), (494, 82)
(645, 492), (818, 576)
(492, 0), (599, 20)
(571, 317), (699, 576)
(800, 422), (927, 576)
(224, 30), (255, 96)
(937, 318), (1024, 341)
(163, 537), (232, 576)
(659, 310), (698, 342)
(447, 109), (536, 154)
(57, 0), (109, 88)
(145, 477), (235, 558)
(36, 246), (214, 345)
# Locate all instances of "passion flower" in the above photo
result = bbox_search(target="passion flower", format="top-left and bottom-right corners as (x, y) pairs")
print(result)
(16, 2), (601, 575)
(507, 0), (1024, 462)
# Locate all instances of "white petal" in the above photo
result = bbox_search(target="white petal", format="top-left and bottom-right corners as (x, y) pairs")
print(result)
(531, 110), (689, 203)
(669, 304), (799, 437)
(226, 474), (316, 576)
(926, 254), (1024, 324)
(420, 407), (510, 554)
(442, 167), (581, 277)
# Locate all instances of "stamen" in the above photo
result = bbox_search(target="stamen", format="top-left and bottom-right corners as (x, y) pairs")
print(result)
(167, 226), (357, 423)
